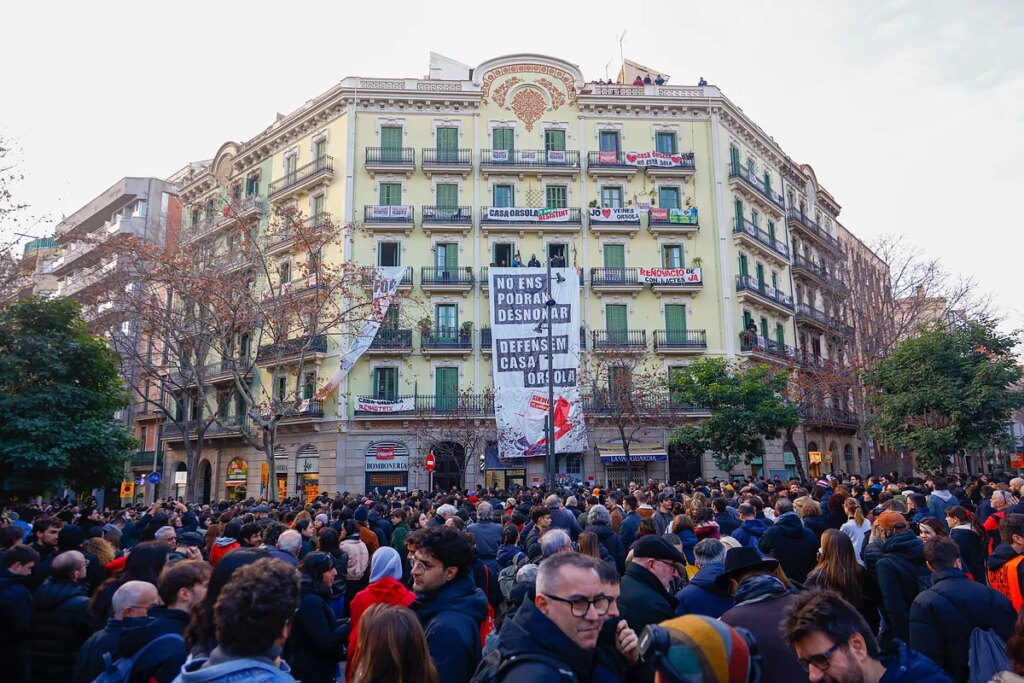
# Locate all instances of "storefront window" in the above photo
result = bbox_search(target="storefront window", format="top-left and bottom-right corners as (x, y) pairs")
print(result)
(225, 458), (247, 501)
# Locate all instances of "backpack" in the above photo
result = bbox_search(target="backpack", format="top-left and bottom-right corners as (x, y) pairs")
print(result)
(968, 627), (1010, 683)
(92, 633), (185, 683)
(470, 649), (578, 683)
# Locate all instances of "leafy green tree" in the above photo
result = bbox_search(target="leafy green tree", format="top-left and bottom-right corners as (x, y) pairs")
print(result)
(866, 320), (1024, 473)
(0, 297), (134, 496)
(669, 357), (797, 474)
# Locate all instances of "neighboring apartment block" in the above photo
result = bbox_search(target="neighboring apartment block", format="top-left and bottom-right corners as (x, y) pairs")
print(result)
(162, 53), (888, 500)
(0, 236), (59, 304)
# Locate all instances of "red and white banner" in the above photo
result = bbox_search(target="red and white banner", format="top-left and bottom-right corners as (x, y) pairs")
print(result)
(546, 150), (567, 163)
(519, 150), (539, 163)
(589, 207), (639, 222)
(623, 151), (692, 167)
(355, 396), (415, 413)
(485, 207), (570, 222)
(490, 149), (510, 162)
(638, 267), (702, 285)
(597, 151), (619, 164)
(368, 205), (411, 219)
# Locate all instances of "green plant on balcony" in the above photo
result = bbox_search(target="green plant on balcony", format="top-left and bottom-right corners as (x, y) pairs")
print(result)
(418, 317), (433, 337)
(588, 199), (598, 208)
(691, 256), (703, 268)
(459, 321), (474, 338)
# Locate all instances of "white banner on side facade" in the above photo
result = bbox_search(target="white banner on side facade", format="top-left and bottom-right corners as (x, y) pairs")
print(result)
(484, 207), (570, 222)
(489, 267), (586, 459)
(315, 265), (406, 400)
(588, 207), (640, 222)
(637, 267), (702, 285)
(354, 396), (415, 413)
(623, 151), (693, 167)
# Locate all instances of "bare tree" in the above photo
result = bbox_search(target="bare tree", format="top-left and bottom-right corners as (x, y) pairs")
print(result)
(406, 388), (495, 492)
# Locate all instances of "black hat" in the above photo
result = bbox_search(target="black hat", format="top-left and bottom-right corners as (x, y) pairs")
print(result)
(177, 531), (205, 547)
(714, 546), (779, 591)
(632, 535), (685, 565)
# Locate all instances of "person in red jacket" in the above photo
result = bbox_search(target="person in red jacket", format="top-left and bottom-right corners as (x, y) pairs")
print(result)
(346, 546), (415, 681)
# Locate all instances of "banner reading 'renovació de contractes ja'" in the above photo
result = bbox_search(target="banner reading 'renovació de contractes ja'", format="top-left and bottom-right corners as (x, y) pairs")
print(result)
(488, 268), (586, 459)
(315, 265), (406, 401)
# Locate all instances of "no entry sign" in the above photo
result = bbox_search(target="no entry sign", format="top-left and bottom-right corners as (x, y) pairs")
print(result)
(425, 452), (436, 473)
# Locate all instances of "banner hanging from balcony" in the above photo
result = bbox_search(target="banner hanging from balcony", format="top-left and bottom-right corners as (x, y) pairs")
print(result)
(638, 267), (702, 285)
(488, 267), (586, 459)
(315, 265), (407, 402)
(484, 207), (570, 222)
(648, 207), (698, 224)
(355, 396), (415, 413)
(368, 205), (411, 220)
(588, 207), (639, 222)
(623, 151), (694, 167)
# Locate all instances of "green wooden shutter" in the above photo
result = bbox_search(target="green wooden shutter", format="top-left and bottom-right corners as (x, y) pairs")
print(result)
(546, 186), (567, 209)
(441, 243), (458, 270)
(665, 305), (686, 344)
(381, 127), (402, 149)
(734, 199), (744, 227)
(729, 146), (740, 172)
(379, 183), (401, 205)
(743, 310), (753, 331)
(436, 127), (457, 150)
(776, 323), (786, 348)
(767, 221), (776, 243)
(603, 244), (625, 269)
(436, 183), (458, 209)
(606, 304), (627, 330)
(739, 254), (748, 277)
(435, 367), (458, 410)
(544, 129), (566, 151)
(760, 317), (769, 339)
(493, 128), (514, 152)
(755, 263), (765, 285)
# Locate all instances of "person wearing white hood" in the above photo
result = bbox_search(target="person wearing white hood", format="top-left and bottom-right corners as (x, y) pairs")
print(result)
(927, 477), (959, 526)
(346, 546), (416, 682)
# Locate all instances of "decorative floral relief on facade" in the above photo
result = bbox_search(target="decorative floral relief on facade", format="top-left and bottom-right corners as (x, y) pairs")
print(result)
(491, 77), (522, 108)
(535, 78), (566, 110)
(481, 64), (577, 105)
(510, 87), (547, 131)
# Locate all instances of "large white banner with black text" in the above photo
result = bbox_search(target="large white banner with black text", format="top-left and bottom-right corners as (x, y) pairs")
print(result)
(488, 268), (586, 459)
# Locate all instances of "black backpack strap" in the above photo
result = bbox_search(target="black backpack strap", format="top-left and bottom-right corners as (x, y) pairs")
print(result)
(498, 653), (578, 682)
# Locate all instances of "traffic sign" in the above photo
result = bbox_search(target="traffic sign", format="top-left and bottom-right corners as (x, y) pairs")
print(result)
(119, 482), (135, 499)
(148, 471), (162, 484)
(425, 452), (436, 473)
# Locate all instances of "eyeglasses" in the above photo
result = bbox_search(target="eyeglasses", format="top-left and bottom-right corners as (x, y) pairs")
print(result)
(798, 640), (845, 672)
(540, 593), (612, 617)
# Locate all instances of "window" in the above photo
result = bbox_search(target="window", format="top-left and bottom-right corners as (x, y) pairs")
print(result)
(662, 245), (683, 268)
(285, 154), (297, 177)
(492, 128), (514, 152)
(751, 209), (760, 227)
(231, 184), (242, 201)
(314, 138), (327, 160)
(246, 175), (260, 197)
(436, 243), (458, 270)
(776, 323), (786, 348)
(379, 183), (402, 205)
(559, 454), (583, 476)
(436, 183), (458, 209)
(276, 376), (287, 401)
(133, 200), (148, 217)
(303, 372), (316, 400)
(492, 243), (513, 267)
(771, 271), (779, 290)
(312, 193), (325, 217)
(743, 310), (753, 332)
(601, 186), (623, 208)
(665, 304), (687, 332)
(605, 305), (628, 344)
(767, 221), (776, 244)
(380, 126), (403, 156)
(755, 262), (765, 285)
(545, 185), (567, 209)
(658, 187), (680, 209)
(279, 261), (291, 284)
(603, 244), (625, 269)
(435, 367), (458, 411)
(373, 367), (398, 400)
(239, 333), (250, 361)
(382, 305), (399, 329)
(763, 171), (771, 193)
(547, 243), (567, 264)
(544, 129), (566, 151)
(191, 208), (201, 226)
(378, 242), (400, 266)
(599, 131), (620, 152)
(760, 316), (769, 339)
(436, 127), (458, 155)
(493, 184), (514, 207)
(746, 156), (756, 176)
(738, 254), (748, 277)
(729, 145), (740, 172)
(435, 304), (458, 336)
(655, 131), (677, 154)
(733, 199), (743, 226)
(608, 365), (631, 394)
(139, 426), (148, 450)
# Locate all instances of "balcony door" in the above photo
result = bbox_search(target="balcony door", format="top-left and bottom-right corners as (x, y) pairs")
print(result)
(373, 367), (398, 401)
(493, 184), (514, 208)
(603, 244), (625, 282)
(435, 367), (458, 411)
(436, 183), (458, 210)
(379, 183), (402, 206)
(665, 304), (687, 345)
(493, 128), (514, 154)
(599, 131), (620, 152)
(378, 242), (400, 267)
(606, 304), (628, 344)
(492, 243), (513, 267)
(544, 129), (566, 152)
(381, 126), (403, 162)
(546, 185), (567, 209)
(662, 245), (683, 269)
(435, 303), (458, 341)
(436, 127), (458, 162)
(601, 186), (623, 208)
(658, 187), (680, 210)
(655, 132), (677, 154)
(435, 243), (457, 279)
(755, 262), (765, 288)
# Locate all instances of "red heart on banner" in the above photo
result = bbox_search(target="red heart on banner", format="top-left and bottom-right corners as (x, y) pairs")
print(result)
(671, 155), (681, 164)
(602, 209), (611, 218)
(626, 153), (637, 163)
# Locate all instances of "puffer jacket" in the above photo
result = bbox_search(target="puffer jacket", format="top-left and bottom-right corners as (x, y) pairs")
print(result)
(874, 531), (930, 648)
(413, 575), (488, 683)
(285, 576), (349, 683)
(732, 518), (768, 551)
(29, 577), (93, 683)
(587, 520), (626, 575)
(759, 512), (818, 583)
(341, 538), (369, 580)
(674, 564), (733, 619)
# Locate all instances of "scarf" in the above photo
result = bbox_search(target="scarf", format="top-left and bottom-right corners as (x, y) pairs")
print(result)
(733, 574), (788, 607)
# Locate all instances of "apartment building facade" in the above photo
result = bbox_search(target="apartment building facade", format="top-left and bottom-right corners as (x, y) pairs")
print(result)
(0, 236), (59, 304)
(166, 53), (877, 500)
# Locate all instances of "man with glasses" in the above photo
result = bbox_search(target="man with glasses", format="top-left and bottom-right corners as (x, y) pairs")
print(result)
(618, 536), (683, 635)
(783, 589), (954, 683)
(480, 551), (642, 681)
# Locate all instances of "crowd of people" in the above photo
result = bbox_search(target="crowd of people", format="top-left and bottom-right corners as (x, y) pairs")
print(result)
(5, 471), (1024, 682)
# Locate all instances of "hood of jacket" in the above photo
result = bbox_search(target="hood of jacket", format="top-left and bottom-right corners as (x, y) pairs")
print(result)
(882, 530), (926, 564)
(176, 648), (292, 683)
(114, 615), (164, 656)
(734, 574), (788, 607)
(34, 576), (88, 610)
(989, 542), (1023, 571)
(931, 489), (956, 502)
(739, 519), (768, 537)
(880, 641), (953, 681)
(774, 511), (806, 537)
(499, 599), (594, 676)
(688, 564), (732, 597)
(362, 576), (416, 608)
(414, 574), (488, 624)
(213, 536), (238, 548)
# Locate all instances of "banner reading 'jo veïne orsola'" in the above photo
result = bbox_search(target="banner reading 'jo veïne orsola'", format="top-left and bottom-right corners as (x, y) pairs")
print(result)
(488, 267), (587, 459)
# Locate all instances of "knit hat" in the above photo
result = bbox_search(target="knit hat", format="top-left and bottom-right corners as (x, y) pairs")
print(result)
(875, 510), (909, 533)
(57, 524), (85, 552)
(369, 546), (403, 583)
(354, 506), (368, 522)
(315, 513), (329, 525)
(652, 615), (757, 683)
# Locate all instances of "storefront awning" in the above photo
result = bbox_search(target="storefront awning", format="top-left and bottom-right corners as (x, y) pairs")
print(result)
(598, 442), (667, 463)
(224, 480), (247, 488)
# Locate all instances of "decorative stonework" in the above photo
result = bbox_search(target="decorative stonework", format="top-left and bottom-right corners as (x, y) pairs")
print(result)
(510, 87), (547, 131)
(491, 77), (522, 107)
(536, 78), (566, 110)
(481, 63), (577, 106)
(417, 81), (463, 92)
(361, 79), (405, 89)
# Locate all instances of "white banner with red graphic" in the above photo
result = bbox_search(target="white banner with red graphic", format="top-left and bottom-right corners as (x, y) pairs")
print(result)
(589, 207), (640, 222)
(623, 151), (692, 167)
(484, 207), (570, 222)
(368, 205), (412, 219)
(638, 267), (702, 285)
(355, 396), (415, 413)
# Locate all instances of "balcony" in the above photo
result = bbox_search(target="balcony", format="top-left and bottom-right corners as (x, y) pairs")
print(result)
(421, 148), (473, 176)
(732, 217), (790, 264)
(268, 156), (334, 200)
(181, 215), (218, 244)
(800, 406), (859, 430)
(592, 329), (647, 352)
(586, 151), (639, 177)
(829, 317), (854, 338)
(640, 266), (704, 295)
(735, 275), (795, 315)
(217, 195), (264, 226)
(367, 328), (413, 355)
(421, 205), (472, 235)
(58, 257), (121, 298)
(654, 329), (707, 354)
(263, 212), (333, 256)
(791, 254), (830, 286)
(281, 398), (325, 422)
(363, 205), (414, 233)
(256, 333), (328, 367)
(479, 149), (580, 178)
(647, 207), (700, 235)
(420, 328), (473, 356)
(795, 303), (830, 331)
(480, 267), (584, 292)
(728, 162), (785, 214)
(588, 206), (642, 236)
(364, 147), (415, 176)
(583, 392), (710, 417)
(739, 332), (799, 364)
(352, 393), (493, 418)
(206, 414), (252, 438)
(392, 265), (413, 290)
(786, 209), (841, 255)
(420, 266), (474, 294)
(128, 451), (163, 469)
(480, 207), (583, 234)
(589, 267), (642, 295)
(645, 152), (696, 178)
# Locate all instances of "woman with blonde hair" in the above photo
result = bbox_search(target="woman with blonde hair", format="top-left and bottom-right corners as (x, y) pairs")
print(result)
(841, 496), (872, 564)
(351, 603), (439, 683)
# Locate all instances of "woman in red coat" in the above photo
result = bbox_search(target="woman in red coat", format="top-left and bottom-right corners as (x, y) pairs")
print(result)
(346, 546), (416, 681)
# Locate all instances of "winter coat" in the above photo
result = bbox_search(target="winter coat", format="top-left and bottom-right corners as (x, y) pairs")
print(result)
(173, 647), (296, 683)
(949, 526), (987, 584)
(341, 538), (369, 580)
(802, 513), (829, 540)
(731, 518), (768, 550)
(413, 575), (488, 683)
(390, 521), (410, 561)
(466, 519), (503, 560)
(496, 543), (521, 571)
(878, 641), (958, 683)
(909, 567), (1016, 683)
(694, 521), (721, 542)
(674, 564), (733, 619)
(758, 511), (819, 583)
(618, 511), (642, 548)
(652, 510), (674, 536)
(875, 531), (931, 647)
(29, 577), (94, 683)
(73, 617), (134, 683)
(117, 613), (190, 683)
(714, 512), (740, 537)
(208, 537), (240, 566)
(346, 576), (415, 682)
(285, 577), (349, 683)
(677, 529), (698, 565)
(265, 546), (299, 567)
(588, 520), (626, 575)
(524, 527), (543, 560)
(618, 562), (679, 634)
(549, 507), (583, 541)
(928, 490), (959, 521)
(720, 580), (804, 683)
(0, 568), (33, 682)
(357, 524), (380, 558)
(841, 518), (873, 564)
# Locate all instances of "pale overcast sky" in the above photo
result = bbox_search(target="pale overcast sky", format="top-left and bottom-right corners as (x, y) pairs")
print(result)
(3, 0), (1022, 327)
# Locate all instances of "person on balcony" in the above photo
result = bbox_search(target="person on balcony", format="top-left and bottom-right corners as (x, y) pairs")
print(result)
(643, 74), (653, 84)
(698, 76), (708, 86)
(654, 74), (666, 85)
(512, 252), (522, 267)
(527, 254), (540, 267)
(632, 75), (644, 85)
